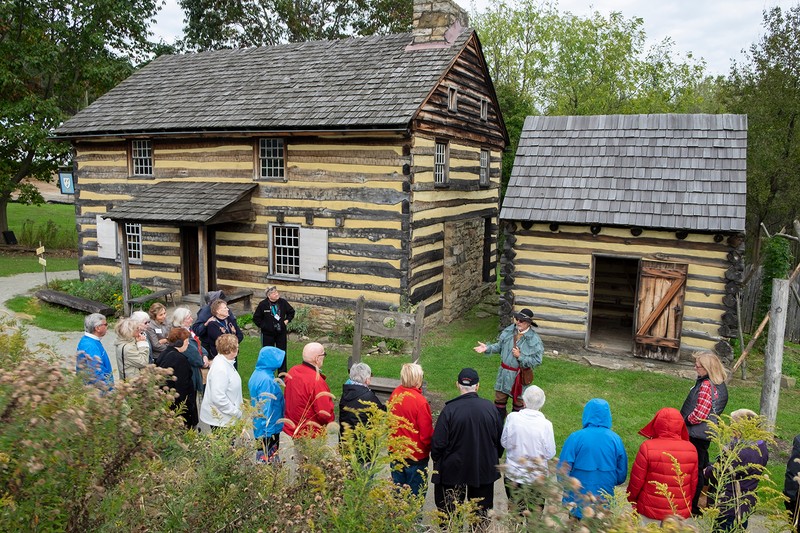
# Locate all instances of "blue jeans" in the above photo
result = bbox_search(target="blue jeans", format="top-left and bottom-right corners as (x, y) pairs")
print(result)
(391, 458), (429, 496)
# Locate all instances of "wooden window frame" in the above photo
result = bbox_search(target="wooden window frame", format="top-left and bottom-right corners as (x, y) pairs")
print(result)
(269, 223), (300, 278)
(130, 140), (153, 177)
(124, 223), (143, 265)
(480, 98), (488, 121)
(479, 149), (490, 186)
(258, 138), (286, 180)
(447, 87), (458, 113)
(434, 141), (449, 186)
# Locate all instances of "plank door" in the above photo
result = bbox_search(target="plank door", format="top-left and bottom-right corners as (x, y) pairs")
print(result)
(634, 261), (688, 362)
(181, 227), (200, 295)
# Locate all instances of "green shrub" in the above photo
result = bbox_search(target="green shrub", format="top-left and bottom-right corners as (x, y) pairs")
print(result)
(236, 312), (254, 328)
(332, 310), (355, 344)
(758, 236), (792, 320)
(287, 305), (313, 337)
(49, 274), (153, 315)
(18, 218), (78, 249)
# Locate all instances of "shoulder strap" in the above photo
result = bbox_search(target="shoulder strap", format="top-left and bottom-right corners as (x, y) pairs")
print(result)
(121, 344), (127, 380)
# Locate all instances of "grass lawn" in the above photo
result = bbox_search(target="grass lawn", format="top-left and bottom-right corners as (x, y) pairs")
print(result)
(5, 296), (88, 332)
(231, 305), (800, 485)
(0, 255), (78, 277)
(7, 202), (77, 246)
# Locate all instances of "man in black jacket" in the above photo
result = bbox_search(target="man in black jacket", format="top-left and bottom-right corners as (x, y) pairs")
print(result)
(253, 286), (295, 375)
(431, 368), (503, 523)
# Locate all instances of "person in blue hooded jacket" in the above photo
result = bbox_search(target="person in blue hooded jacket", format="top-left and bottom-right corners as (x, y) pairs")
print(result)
(248, 346), (286, 464)
(558, 398), (628, 519)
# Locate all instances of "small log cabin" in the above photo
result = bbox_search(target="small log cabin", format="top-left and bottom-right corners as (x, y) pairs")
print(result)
(500, 114), (747, 363)
(53, 0), (508, 326)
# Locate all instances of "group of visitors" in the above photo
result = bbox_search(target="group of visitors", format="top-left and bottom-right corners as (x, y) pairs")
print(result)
(74, 299), (800, 529)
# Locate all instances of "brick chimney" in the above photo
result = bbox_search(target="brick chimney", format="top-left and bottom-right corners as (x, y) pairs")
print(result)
(412, 0), (469, 46)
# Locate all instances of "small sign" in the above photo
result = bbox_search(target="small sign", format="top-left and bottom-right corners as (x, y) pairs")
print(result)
(36, 246), (45, 256)
(39, 257), (47, 266)
(58, 170), (75, 194)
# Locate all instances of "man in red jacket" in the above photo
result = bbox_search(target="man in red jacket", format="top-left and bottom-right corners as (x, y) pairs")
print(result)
(627, 407), (698, 523)
(283, 342), (335, 438)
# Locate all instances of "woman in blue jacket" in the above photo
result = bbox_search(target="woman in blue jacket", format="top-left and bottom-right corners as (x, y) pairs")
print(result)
(248, 346), (285, 464)
(558, 398), (628, 519)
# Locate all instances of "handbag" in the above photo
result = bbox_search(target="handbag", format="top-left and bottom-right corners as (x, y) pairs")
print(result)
(520, 366), (534, 386)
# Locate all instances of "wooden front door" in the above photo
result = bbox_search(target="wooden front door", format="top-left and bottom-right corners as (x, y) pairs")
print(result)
(181, 228), (200, 295)
(634, 261), (688, 362)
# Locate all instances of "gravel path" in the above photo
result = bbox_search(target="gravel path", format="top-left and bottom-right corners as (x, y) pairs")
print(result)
(0, 270), (111, 369)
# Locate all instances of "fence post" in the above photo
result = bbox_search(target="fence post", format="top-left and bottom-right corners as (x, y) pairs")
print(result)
(761, 278), (789, 425)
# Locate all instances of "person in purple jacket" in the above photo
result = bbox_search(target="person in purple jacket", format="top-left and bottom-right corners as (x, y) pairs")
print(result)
(704, 408), (770, 532)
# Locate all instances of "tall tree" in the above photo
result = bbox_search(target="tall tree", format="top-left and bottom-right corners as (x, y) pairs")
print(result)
(472, 0), (715, 116)
(179, 0), (412, 51)
(0, 0), (162, 235)
(725, 6), (800, 259)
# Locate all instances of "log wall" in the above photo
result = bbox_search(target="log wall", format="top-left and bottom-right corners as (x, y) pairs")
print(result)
(501, 222), (742, 357)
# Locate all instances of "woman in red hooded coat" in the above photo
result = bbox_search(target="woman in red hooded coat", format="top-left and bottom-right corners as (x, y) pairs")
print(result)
(627, 407), (699, 521)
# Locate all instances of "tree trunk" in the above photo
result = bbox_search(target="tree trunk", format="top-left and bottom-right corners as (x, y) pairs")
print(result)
(0, 196), (9, 236)
(761, 278), (789, 425)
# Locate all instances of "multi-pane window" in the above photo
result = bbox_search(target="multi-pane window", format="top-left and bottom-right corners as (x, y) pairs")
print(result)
(131, 140), (153, 176)
(434, 141), (448, 185)
(125, 223), (142, 264)
(480, 98), (488, 121)
(259, 138), (285, 179)
(479, 149), (490, 186)
(448, 87), (458, 112)
(271, 224), (300, 277)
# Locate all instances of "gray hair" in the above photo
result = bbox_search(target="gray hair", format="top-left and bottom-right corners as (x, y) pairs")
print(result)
(265, 286), (278, 297)
(349, 362), (372, 384)
(457, 383), (478, 394)
(84, 313), (107, 334)
(130, 310), (149, 325)
(114, 317), (138, 341)
(522, 385), (546, 410)
(170, 307), (192, 328)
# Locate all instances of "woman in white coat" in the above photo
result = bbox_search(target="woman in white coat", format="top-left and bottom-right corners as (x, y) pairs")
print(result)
(200, 334), (243, 430)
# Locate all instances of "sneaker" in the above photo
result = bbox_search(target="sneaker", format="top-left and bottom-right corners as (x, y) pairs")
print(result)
(255, 450), (268, 464)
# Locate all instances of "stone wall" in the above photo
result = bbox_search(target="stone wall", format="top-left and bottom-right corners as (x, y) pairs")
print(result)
(442, 217), (488, 323)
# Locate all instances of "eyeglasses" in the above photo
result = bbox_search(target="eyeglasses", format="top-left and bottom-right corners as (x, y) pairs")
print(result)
(99, 323), (108, 327)
(318, 352), (326, 358)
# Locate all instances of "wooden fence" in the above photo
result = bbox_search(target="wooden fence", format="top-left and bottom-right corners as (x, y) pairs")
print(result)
(740, 265), (800, 342)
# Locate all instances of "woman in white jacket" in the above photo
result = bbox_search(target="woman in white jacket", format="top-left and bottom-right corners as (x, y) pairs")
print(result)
(200, 334), (243, 429)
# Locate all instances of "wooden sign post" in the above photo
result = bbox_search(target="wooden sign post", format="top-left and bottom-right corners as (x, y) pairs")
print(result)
(36, 242), (48, 287)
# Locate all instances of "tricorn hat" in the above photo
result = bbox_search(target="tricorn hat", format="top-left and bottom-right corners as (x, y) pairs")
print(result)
(513, 308), (538, 327)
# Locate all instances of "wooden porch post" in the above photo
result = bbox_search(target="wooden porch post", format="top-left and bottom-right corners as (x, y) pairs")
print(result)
(118, 222), (131, 316)
(198, 226), (208, 300)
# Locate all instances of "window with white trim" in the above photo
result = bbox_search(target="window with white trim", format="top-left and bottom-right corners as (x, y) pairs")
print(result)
(95, 216), (142, 264)
(131, 140), (153, 176)
(125, 223), (142, 264)
(434, 141), (449, 185)
(480, 98), (488, 121)
(268, 224), (328, 281)
(447, 87), (458, 112)
(271, 224), (300, 276)
(259, 138), (285, 179)
(479, 149), (490, 186)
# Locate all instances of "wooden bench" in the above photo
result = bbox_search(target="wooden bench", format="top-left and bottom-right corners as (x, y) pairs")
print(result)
(128, 288), (175, 310)
(349, 295), (426, 400)
(35, 289), (115, 317)
(224, 289), (254, 312)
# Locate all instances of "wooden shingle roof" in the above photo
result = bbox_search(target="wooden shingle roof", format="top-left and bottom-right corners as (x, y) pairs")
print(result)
(501, 114), (747, 232)
(55, 31), (472, 137)
(102, 182), (257, 224)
